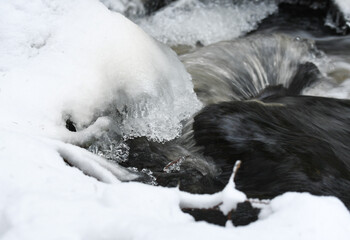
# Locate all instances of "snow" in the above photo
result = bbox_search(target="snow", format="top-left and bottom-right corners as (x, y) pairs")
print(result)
(0, 0), (201, 142)
(1, 130), (349, 240)
(178, 162), (246, 211)
(0, 0), (350, 239)
(334, 0), (350, 19)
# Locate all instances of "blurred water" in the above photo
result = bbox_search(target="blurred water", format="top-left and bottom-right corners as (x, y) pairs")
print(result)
(91, 0), (350, 186)
(181, 34), (327, 104)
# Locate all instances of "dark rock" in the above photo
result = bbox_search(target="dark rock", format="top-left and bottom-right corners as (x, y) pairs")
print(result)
(182, 201), (260, 226)
(231, 202), (260, 226)
(121, 137), (223, 194)
(193, 94), (350, 209)
(253, 0), (349, 36)
(121, 137), (168, 172)
(182, 208), (228, 226)
(143, 0), (176, 15)
(154, 169), (223, 194)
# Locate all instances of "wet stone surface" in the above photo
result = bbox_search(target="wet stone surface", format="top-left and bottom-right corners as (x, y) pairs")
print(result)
(119, 137), (224, 194)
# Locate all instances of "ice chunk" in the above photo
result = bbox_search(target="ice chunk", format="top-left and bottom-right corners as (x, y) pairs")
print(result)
(137, 0), (278, 46)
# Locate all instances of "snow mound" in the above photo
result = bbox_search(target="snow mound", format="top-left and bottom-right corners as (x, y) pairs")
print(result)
(0, 0), (201, 143)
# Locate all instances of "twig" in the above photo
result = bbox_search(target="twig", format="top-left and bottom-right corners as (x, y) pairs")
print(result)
(163, 155), (189, 172)
(232, 160), (242, 181)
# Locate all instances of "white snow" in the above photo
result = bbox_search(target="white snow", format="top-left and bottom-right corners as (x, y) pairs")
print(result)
(0, 0), (350, 239)
(1, 130), (350, 240)
(334, 0), (350, 20)
(0, 0), (201, 142)
(178, 162), (246, 211)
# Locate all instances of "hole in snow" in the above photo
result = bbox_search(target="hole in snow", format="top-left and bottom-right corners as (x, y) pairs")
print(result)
(65, 119), (77, 132)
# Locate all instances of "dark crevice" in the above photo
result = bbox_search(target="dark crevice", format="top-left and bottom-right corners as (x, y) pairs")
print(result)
(65, 119), (77, 132)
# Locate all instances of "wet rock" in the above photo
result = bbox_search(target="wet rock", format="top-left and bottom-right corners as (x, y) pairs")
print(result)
(182, 201), (260, 226)
(154, 169), (223, 194)
(182, 208), (228, 226)
(254, 0), (349, 35)
(120, 137), (223, 194)
(193, 94), (350, 209)
(231, 202), (260, 226)
(142, 0), (176, 15)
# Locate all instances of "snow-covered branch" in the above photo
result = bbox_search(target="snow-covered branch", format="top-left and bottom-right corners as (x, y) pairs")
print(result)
(178, 161), (247, 215)
(43, 137), (139, 183)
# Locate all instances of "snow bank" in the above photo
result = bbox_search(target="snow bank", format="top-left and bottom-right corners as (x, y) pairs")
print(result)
(1, 130), (350, 240)
(0, 0), (201, 142)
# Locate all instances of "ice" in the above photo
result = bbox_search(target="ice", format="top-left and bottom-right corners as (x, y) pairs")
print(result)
(140, 168), (158, 186)
(163, 156), (185, 173)
(137, 0), (278, 46)
(88, 134), (130, 163)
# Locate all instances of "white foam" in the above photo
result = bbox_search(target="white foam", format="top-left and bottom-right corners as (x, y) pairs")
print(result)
(137, 0), (277, 46)
(304, 61), (350, 98)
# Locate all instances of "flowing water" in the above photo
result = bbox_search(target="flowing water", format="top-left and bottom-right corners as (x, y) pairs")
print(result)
(85, 0), (350, 194)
